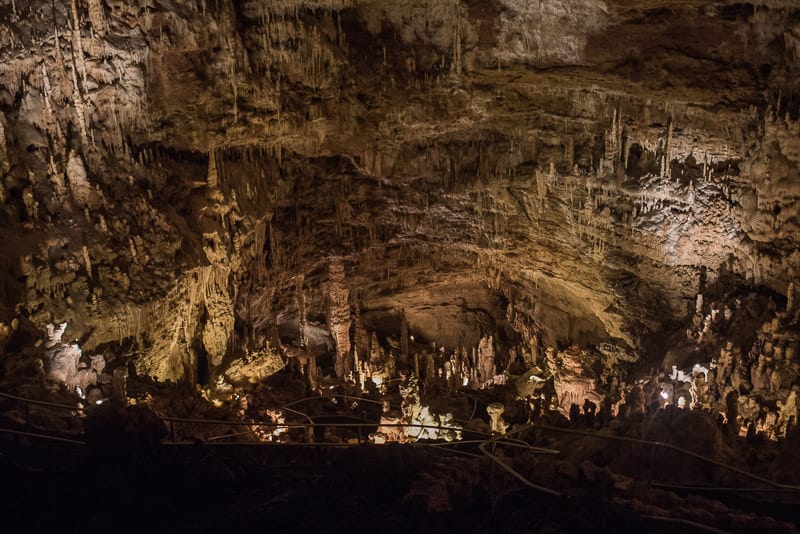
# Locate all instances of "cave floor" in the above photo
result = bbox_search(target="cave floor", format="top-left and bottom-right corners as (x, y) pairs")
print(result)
(1, 434), (797, 534)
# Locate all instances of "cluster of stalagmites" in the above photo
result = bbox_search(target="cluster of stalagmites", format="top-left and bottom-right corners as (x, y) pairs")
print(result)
(656, 285), (800, 441)
(4, 321), (128, 407)
(10, 259), (800, 451)
(372, 376), (462, 444)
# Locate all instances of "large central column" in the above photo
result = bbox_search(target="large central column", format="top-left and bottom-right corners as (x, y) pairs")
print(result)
(326, 258), (352, 378)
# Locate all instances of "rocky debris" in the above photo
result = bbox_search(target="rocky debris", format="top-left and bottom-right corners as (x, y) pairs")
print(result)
(657, 290), (800, 442)
(0, 321), (12, 356)
(370, 374), (462, 444)
(42, 322), (103, 394)
(404, 457), (481, 513)
(546, 345), (606, 416)
(84, 401), (168, 460)
(224, 344), (285, 386)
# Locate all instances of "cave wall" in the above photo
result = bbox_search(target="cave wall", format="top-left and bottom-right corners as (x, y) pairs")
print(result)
(0, 0), (798, 380)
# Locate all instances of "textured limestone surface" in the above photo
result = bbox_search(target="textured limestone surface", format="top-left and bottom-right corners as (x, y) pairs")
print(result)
(0, 0), (798, 383)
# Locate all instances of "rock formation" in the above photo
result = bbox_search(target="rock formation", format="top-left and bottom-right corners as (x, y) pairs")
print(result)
(0, 0), (794, 388)
(2, 3), (800, 531)
(0, 0), (796, 451)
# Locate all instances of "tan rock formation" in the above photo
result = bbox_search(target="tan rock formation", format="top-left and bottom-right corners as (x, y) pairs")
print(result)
(0, 0), (797, 390)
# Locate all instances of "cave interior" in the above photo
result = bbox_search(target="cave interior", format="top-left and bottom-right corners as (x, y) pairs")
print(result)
(1, 0), (800, 532)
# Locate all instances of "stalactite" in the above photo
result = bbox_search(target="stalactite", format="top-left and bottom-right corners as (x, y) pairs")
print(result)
(230, 47), (239, 123)
(564, 136), (574, 167)
(69, 0), (87, 86)
(82, 245), (92, 278)
(451, 2), (462, 78)
(53, 28), (72, 101)
(69, 47), (89, 148)
(665, 116), (673, 179)
(535, 168), (547, 201)
(623, 136), (630, 173)
(87, 0), (107, 37)
(41, 63), (54, 118)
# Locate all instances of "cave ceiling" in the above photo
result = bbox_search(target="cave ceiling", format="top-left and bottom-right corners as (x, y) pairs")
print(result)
(0, 0), (799, 380)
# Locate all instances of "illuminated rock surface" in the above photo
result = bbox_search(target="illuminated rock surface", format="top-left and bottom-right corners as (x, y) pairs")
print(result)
(1, 1), (800, 532)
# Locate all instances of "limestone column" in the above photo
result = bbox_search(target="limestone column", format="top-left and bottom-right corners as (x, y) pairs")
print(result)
(399, 308), (409, 369)
(354, 304), (369, 363)
(327, 258), (351, 378)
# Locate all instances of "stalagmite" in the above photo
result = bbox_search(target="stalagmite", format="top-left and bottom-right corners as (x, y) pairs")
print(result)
(477, 335), (495, 387)
(0, 115), (6, 167)
(207, 147), (219, 189)
(22, 187), (38, 221)
(295, 275), (307, 347)
(487, 402), (508, 434)
(353, 304), (369, 364)
(327, 258), (351, 378)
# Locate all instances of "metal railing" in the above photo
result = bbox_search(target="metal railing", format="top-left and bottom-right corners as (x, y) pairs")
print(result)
(2, 390), (798, 532)
(3, 390), (800, 495)
(529, 424), (800, 493)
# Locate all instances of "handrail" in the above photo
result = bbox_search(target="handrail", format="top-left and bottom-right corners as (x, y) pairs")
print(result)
(531, 424), (800, 491)
(478, 425), (736, 532)
(478, 425), (563, 497)
(283, 393), (396, 409)
(3, 389), (799, 496)
(0, 427), (86, 445)
(0, 425), (733, 532)
(281, 406), (314, 425)
(0, 390), (489, 439)
(0, 391), (81, 412)
(641, 515), (732, 534)
(650, 482), (800, 494)
(0, 389), (796, 530)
